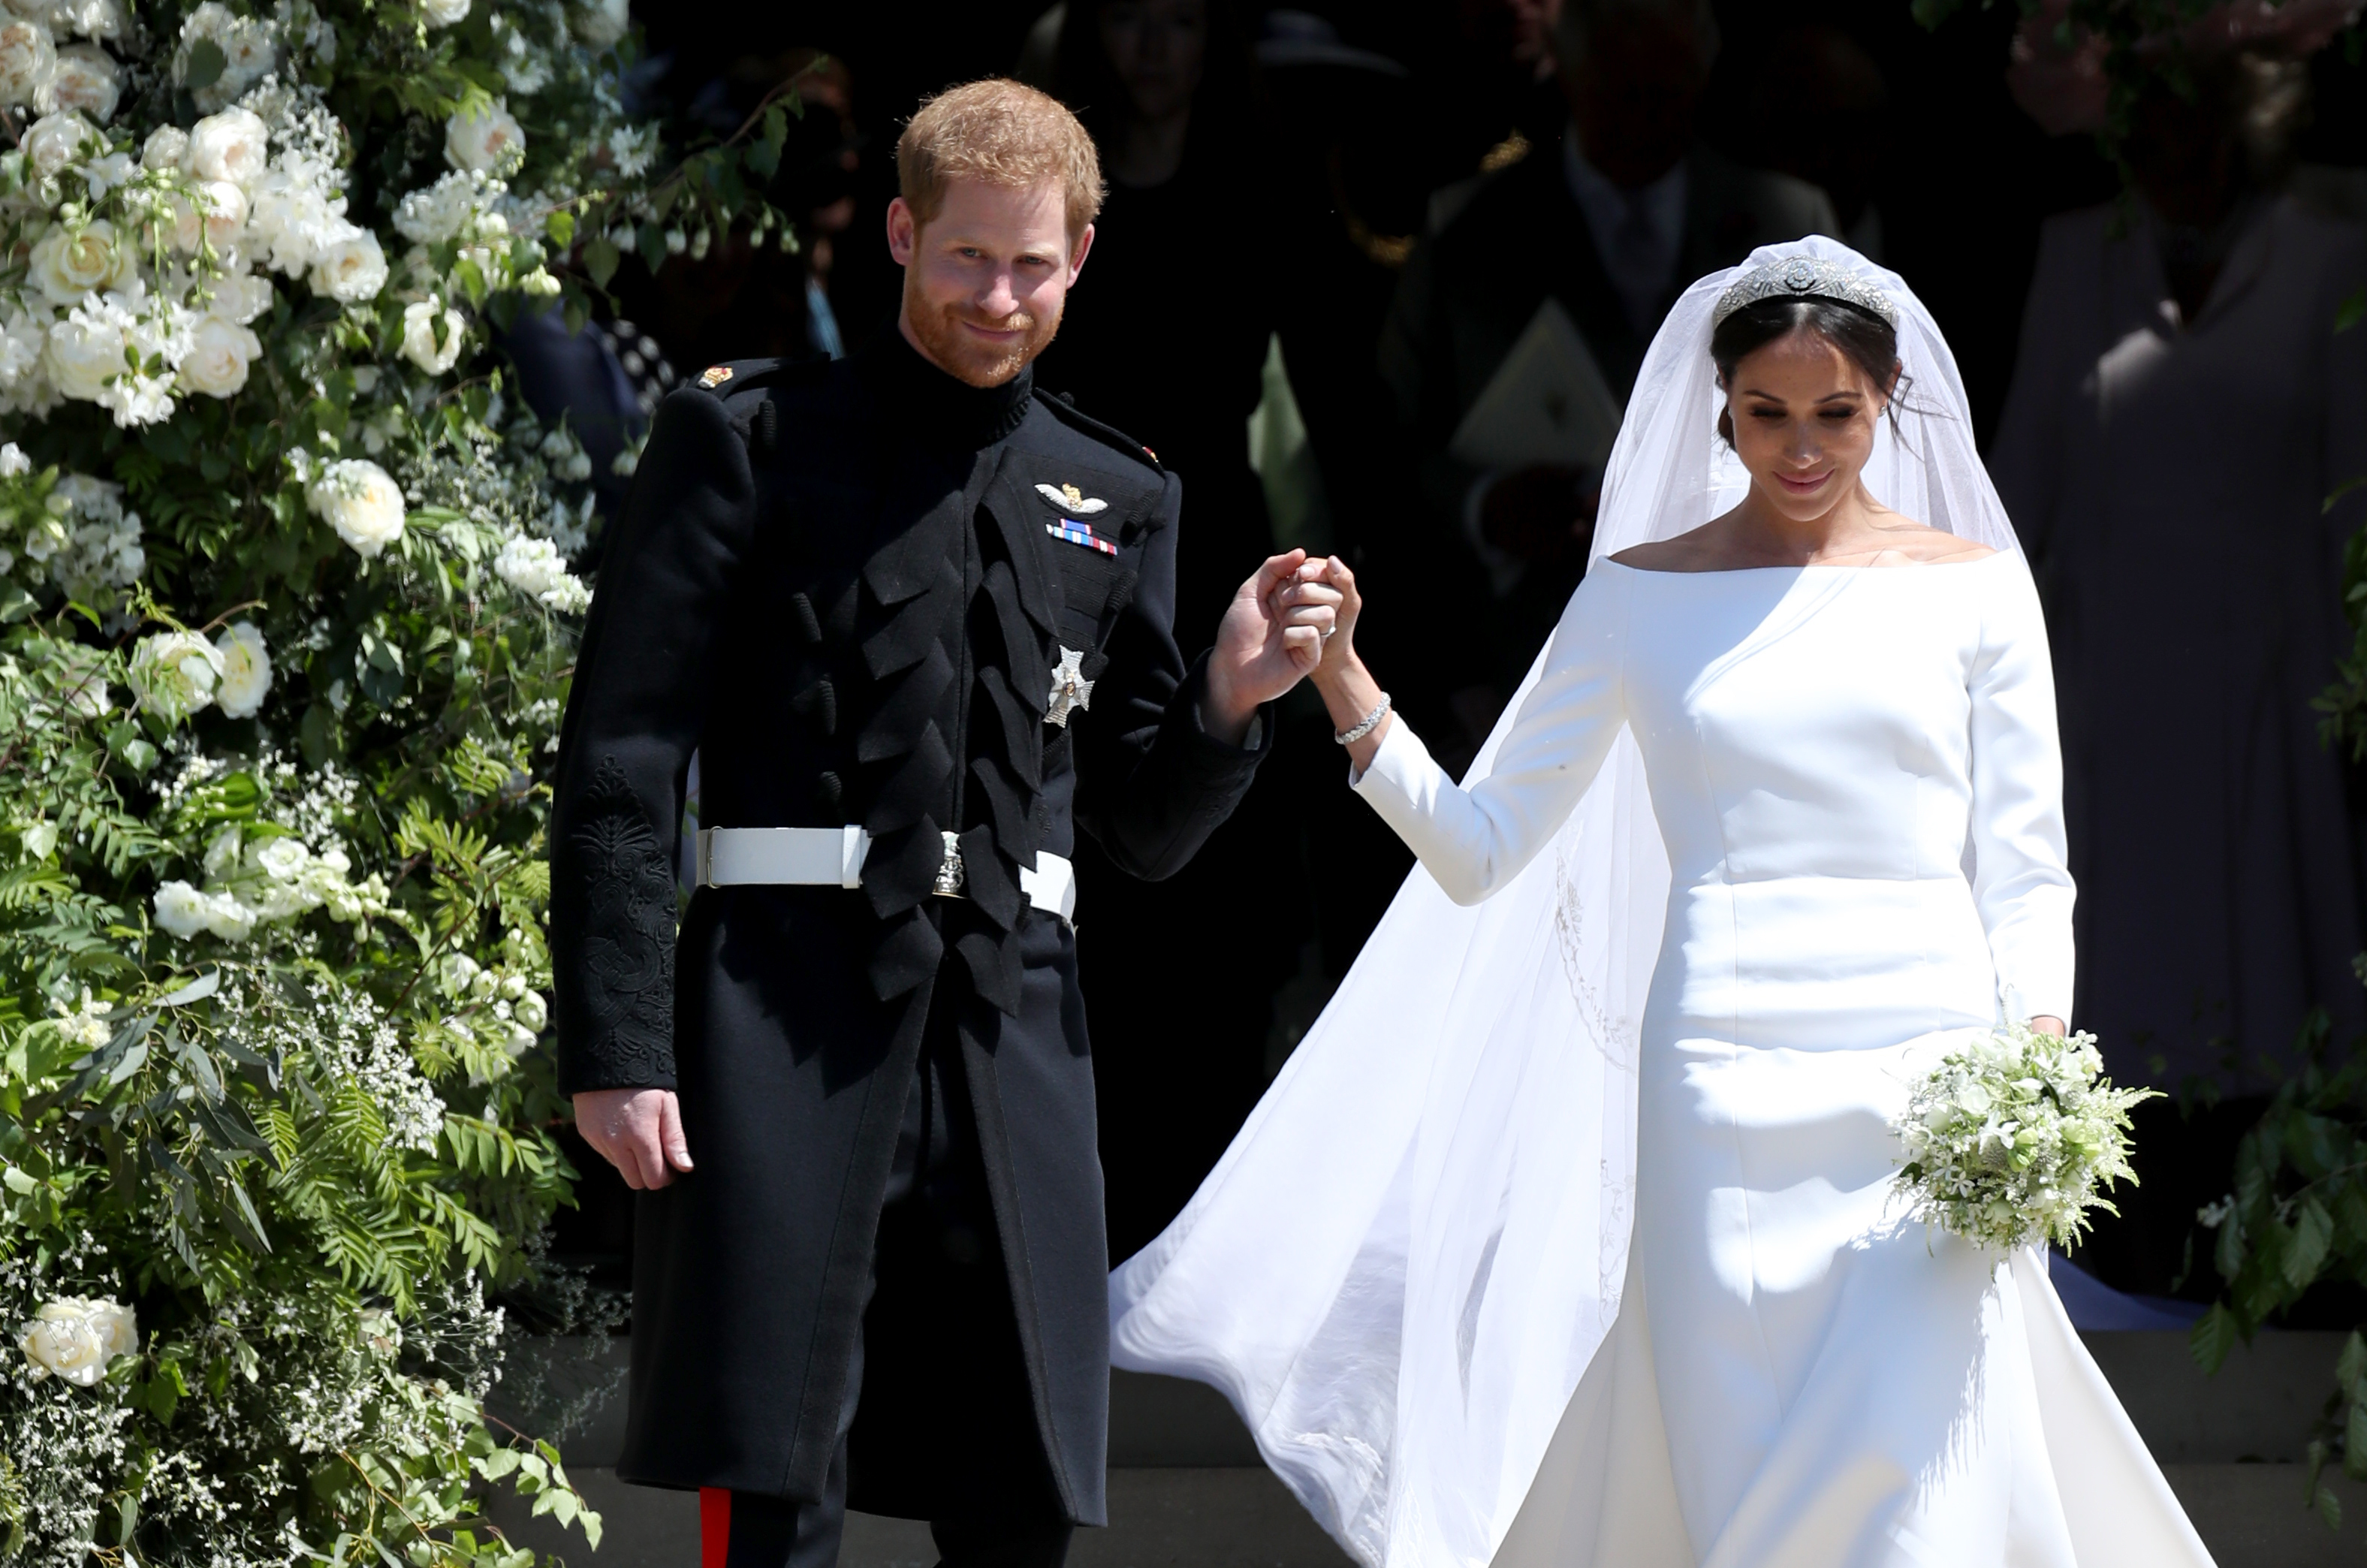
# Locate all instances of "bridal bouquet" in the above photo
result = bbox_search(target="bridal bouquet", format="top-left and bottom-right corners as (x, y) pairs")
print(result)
(1893, 1022), (2157, 1251)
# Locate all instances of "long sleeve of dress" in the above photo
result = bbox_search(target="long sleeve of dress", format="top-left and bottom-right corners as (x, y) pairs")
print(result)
(1968, 563), (2076, 1024)
(1351, 565), (1627, 905)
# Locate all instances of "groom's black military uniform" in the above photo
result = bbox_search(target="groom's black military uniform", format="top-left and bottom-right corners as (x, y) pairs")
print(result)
(550, 330), (1271, 1548)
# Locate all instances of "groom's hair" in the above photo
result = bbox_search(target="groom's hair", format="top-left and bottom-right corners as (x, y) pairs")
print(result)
(896, 79), (1105, 247)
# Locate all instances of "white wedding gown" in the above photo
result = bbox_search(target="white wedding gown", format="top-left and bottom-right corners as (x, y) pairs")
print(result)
(1340, 556), (2209, 1566)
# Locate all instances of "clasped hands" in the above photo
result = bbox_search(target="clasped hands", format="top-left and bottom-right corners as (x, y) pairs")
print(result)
(576, 550), (1369, 1190)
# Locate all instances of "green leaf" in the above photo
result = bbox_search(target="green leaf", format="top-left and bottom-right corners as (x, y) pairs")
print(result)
(2346, 1399), (2367, 1481)
(544, 210), (576, 249)
(2317, 1483), (2343, 1530)
(2288, 1199), (2335, 1289)
(2191, 1301), (2241, 1373)
(182, 36), (227, 91)
(583, 236), (620, 290)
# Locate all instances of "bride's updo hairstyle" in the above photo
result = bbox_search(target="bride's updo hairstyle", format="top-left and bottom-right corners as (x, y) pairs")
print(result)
(1710, 297), (1907, 447)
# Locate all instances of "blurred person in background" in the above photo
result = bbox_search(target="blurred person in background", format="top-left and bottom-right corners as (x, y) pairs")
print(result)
(1380, 0), (1835, 743)
(1990, 2), (2367, 1097)
(1031, 0), (1315, 1259)
(1742, 22), (1891, 261)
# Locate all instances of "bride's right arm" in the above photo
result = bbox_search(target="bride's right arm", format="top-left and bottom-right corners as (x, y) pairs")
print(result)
(1307, 561), (1627, 906)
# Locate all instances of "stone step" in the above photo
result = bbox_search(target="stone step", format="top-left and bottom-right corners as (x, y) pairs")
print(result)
(486, 1463), (2367, 1567)
(483, 1333), (2367, 1564)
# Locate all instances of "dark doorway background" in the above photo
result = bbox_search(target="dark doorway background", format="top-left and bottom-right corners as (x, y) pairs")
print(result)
(551, 0), (2367, 1303)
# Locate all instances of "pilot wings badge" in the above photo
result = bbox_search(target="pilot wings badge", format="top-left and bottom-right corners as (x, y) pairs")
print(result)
(1035, 482), (1108, 515)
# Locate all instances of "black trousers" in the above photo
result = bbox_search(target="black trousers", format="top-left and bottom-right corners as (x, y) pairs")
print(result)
(701, 1011), (1072, 1568)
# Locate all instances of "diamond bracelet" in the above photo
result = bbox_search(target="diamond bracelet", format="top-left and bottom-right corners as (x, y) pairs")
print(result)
(1334, 692), (1392, 746)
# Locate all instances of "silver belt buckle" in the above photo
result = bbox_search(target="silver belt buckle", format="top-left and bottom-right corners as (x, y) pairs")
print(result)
(932, 830), (966, 898)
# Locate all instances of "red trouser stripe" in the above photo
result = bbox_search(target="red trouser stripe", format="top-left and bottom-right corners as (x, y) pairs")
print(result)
(700, 1487), (731, 1568)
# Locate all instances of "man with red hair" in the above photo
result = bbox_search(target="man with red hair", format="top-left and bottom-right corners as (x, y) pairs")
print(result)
(550, 78), (1337, 1566)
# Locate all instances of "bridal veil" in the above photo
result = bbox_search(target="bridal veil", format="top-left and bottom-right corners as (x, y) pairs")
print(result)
(1105, 237), (2029, 1567)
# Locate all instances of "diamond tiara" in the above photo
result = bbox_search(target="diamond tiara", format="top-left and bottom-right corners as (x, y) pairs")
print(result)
(1711, 256), (1898, 329)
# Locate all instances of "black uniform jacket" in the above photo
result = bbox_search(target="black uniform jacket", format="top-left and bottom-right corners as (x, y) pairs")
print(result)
(548, 331), (1271, 1521)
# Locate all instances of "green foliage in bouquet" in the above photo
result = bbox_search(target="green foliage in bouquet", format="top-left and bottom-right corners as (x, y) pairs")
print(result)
(0, 0), (789, 1562)
(1892, 1021), (2155, 1252)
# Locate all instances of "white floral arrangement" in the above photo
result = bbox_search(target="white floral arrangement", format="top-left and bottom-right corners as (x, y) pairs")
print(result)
(1892, 1021), (2157, 1251)
(0, 0), (790, 1560)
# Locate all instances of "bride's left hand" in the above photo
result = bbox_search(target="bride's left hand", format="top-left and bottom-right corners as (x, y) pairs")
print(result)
(2030, 1016), (2066, 1037)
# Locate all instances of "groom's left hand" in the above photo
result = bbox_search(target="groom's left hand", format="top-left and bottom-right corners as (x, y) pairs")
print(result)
(1203, 549), (1340, 744)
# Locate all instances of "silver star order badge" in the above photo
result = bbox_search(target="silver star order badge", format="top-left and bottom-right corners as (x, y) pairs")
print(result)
(1046, 647), (1094, 728)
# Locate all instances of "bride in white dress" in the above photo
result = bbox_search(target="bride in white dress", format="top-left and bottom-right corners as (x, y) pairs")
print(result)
(1106, 239), (2215, 1567)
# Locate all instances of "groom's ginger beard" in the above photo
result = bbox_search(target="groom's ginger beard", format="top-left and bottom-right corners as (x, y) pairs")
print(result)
(904, 278), (1063, 388)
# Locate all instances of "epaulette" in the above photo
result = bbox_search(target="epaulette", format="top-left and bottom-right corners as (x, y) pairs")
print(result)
(1034, 387), (1164, 473)
(682, 354), (831, 453)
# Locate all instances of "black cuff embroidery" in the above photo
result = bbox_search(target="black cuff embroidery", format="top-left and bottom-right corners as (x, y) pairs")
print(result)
(571, 755), (679, 1086)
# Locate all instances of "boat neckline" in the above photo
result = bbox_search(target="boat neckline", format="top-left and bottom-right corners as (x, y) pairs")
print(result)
(1600, 550), (2012, 577)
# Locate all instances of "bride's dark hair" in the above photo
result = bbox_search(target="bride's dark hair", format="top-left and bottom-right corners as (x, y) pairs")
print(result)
(1710, 297), (1908, 446)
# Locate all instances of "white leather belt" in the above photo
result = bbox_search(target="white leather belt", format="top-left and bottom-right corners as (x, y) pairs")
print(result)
(695, 825), (1078, 926)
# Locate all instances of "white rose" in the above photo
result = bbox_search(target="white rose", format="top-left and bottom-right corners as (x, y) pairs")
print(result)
(443, 98), (523, 173)
(48, 640), (107, 717)
(154, 879), (210, 936)
(140, 123), (188, 170)
(206, 269), (273, 326)
(400, 298), (465, 374)
(197, 178), (247, 247)
(421, 0), (468, 25)
(306, 457), (406, 559)
(28, 218), (128, 306)
(127, 629), (223, 723)
(512, 991), (547, 1032)
(35, 40), (113, 121)
(177, 313), (259, 399)
(20, 1297), (134, 1386)
(187, 106), (267, 187)
(201, 889), (255, 939)
(0, 17), (53, 107)
(59, 0), (121, 39)
(210, 619), (270, 716)
(572, 0), (627, 47)
(252, 834), (307, 882)
(20, 108), (91, 176)
(44, 308), (122, 402)
(306, 225), (385, 303)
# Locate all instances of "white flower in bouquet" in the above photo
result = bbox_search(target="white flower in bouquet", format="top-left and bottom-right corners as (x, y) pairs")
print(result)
(307, 224), (386, 303)
(195, 178), (249, 247)
(1892, 1021), (2157, 1251)
(306, 457), (406, 558)
(606, 121), (659, 179)
(493, 534), (588, 611)
(187, 105), (268, 187)
(206, 267), (273, 325)
(47, 638), (109, 717)
(58, 0), (122, 41)
(421, 0), (469, 26)
(21, 107), (93, 176)
(28, 217), (130, 305)
(573, 0), (629, 47)
(128, 628), (224, 722)
(0, 17), (55, 107)
(247, 159), (344, 273)
(140, 123), (188, 170)
(176, 2), (276, 112)
(212, 620), (270, 716)
(44, 298), (128, 402)
(444, 97), (523, 174)
(178, 313), (260, 397)
(19, 1295), (136, 1386)
(400, 297), (466, 374)
(35, 40), (114, 121)
(203, 823), (243, 878)
(393, 170), (499, 244)
(199, 887), (255, 938)
(152, 877), (211, 936)
(79, 146), (131, 198)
